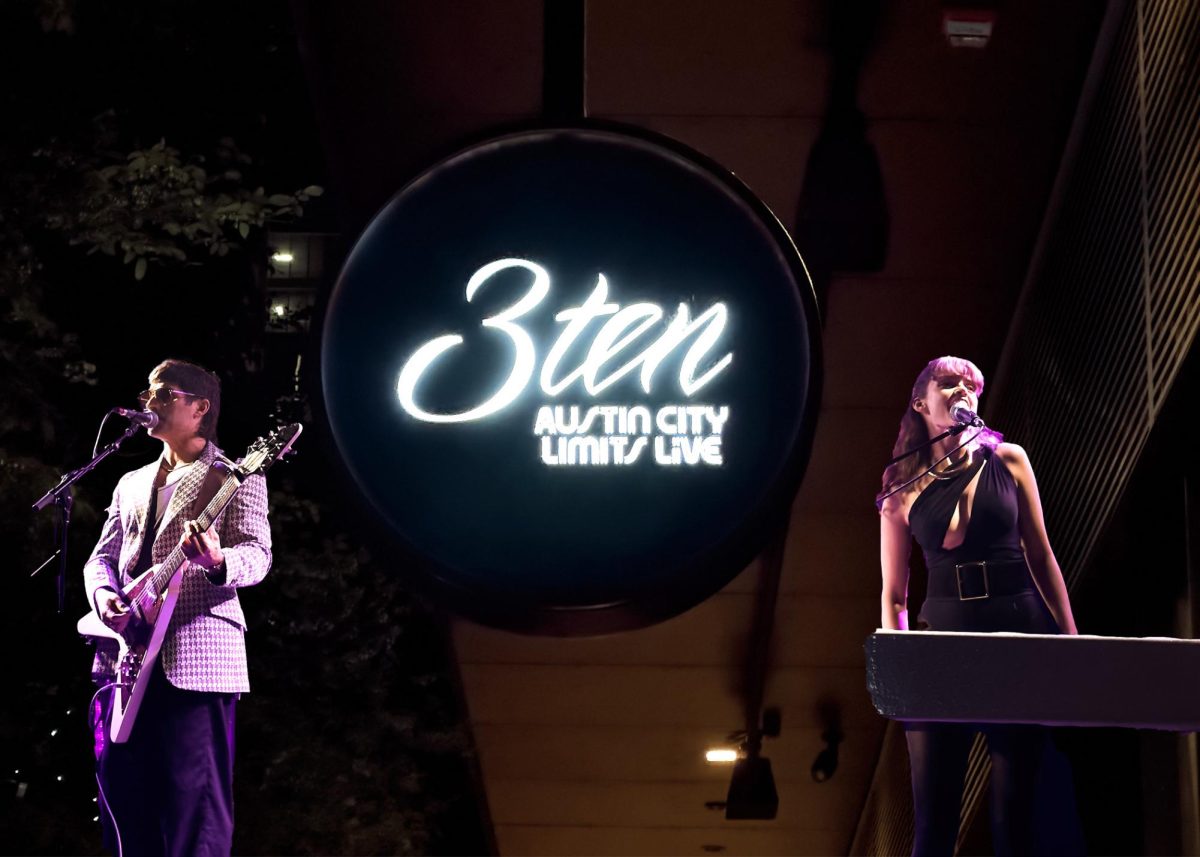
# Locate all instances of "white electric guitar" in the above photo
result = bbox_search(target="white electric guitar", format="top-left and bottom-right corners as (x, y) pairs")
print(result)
(78, 423), (302, 743)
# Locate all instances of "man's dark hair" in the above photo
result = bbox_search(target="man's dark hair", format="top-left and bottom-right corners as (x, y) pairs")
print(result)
(152, 358), (222, 441)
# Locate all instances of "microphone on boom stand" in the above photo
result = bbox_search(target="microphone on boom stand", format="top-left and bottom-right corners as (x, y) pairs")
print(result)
(110, 408), (160, 430)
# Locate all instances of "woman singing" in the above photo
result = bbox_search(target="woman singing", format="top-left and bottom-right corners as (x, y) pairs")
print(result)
(877, 356), (1077, 857)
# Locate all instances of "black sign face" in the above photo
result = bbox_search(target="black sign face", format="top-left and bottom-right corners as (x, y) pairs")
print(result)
(321, 124), (820, 634)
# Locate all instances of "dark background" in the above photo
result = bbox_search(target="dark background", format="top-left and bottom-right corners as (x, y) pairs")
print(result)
(1, 1), (487, 853)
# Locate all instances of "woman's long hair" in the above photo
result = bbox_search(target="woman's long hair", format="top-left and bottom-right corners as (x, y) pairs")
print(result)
(876, 356), (1002, 509)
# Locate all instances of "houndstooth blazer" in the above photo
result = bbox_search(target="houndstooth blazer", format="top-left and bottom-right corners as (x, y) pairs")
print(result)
(83, 441), (272, 693)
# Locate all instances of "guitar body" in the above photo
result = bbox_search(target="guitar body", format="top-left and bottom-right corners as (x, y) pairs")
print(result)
(77, 563), (186, 743)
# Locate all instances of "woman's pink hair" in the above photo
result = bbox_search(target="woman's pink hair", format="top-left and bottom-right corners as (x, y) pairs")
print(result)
(876, 356), (1002, 508)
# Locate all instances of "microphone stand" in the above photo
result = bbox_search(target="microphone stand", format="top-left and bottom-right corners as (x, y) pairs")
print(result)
(30, 417), (147, 614)
(885, 423), (968, 467)
(878, 423), (985, 504)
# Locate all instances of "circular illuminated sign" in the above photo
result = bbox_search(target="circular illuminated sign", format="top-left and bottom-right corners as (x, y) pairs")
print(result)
(321, 124), (820, 634)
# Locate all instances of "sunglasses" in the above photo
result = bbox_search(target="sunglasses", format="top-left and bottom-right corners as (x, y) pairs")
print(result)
(137, 387), (199, 406)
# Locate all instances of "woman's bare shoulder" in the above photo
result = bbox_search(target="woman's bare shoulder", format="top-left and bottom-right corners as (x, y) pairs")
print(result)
(879, 488), (915, 526)
(996, 442), (1030, 464)
(995, 442), (1035, 482)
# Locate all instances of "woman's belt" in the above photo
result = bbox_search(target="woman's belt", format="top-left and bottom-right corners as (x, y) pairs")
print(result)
(925, 559), (1035, 601)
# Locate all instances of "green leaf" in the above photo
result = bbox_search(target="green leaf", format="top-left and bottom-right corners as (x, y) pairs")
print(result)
(302, 186), (324, 197)
(267, 194), (294, 206)
(238, 221), (250, 239)
(134, 258), (147, 281)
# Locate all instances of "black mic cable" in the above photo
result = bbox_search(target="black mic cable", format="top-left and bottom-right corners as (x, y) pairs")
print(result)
(876, 425), (987, 505)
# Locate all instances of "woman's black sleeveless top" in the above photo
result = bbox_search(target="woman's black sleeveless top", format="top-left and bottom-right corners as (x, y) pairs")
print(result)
(908, 446), (1057, 633)
(910, 446), (1024, 568)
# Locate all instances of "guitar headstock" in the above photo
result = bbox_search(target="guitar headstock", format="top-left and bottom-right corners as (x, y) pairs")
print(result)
(238, 423), (303, 476)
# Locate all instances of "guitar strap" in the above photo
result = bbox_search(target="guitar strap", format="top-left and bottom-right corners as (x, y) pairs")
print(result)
(118, 457), (228, 601)
(130, 481), (159, 580)
(192, 463), (227, 522)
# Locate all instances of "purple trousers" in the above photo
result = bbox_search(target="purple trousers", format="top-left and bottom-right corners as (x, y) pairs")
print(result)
(95, 667), (236, 857)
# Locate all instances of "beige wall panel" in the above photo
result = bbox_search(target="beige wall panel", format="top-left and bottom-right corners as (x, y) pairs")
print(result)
(869, 122), (1055, 283)
(473, 722), (886, 784)
(454, 593), (877, 668)
(454, 593), (754, 666)
(587, 0), (827, 117)
(486, 777), (863, 831)
(792, 410), (897, 514)
(461, 664), (878, 727)
(475, 724), (744, 782)
(820, 276), (1008, 410)
(461, 664), (745, 727)
(777, 510), (882, 598)
(592, 114), (818, 238)
(857, 0), (1103, 123)
(762, 666), (881, 727)
(495, 824), (847, 856)
(773, 594), (879, 667)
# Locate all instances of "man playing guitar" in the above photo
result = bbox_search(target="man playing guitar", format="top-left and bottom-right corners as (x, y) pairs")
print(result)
(84, 359), (272, 857)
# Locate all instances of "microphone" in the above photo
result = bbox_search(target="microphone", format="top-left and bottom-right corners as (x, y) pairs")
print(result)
(950, 401), (985, 428)
(111, 407), (160, 429)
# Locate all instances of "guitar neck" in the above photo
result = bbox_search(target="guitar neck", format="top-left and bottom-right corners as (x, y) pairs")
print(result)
(146, 471), (244, 597)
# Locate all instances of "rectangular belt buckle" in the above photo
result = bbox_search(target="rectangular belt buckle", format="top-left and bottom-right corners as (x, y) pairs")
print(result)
(955, 561), (990, 601)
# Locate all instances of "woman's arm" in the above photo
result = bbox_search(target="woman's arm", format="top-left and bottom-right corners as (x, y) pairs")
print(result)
(999, 443), (1079, 634)
(880, 500), (913, 630)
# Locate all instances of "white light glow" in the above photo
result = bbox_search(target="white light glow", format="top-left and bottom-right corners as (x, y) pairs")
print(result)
(532, 404), (726, 467)
(272, 252), (294, 263)
(706, 749), (739, 764)
(583, 301), (664, 394)
(272, 304), (286, 317)
(639, 303), (732, 395)
(396, 259), (734, 423)
(396, 258), (547, 423)
(540, 275), (618, 395)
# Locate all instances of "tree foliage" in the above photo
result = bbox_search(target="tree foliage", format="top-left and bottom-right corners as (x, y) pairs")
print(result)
(45, 133), (322, 278)
(2, 4), (484, 852)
